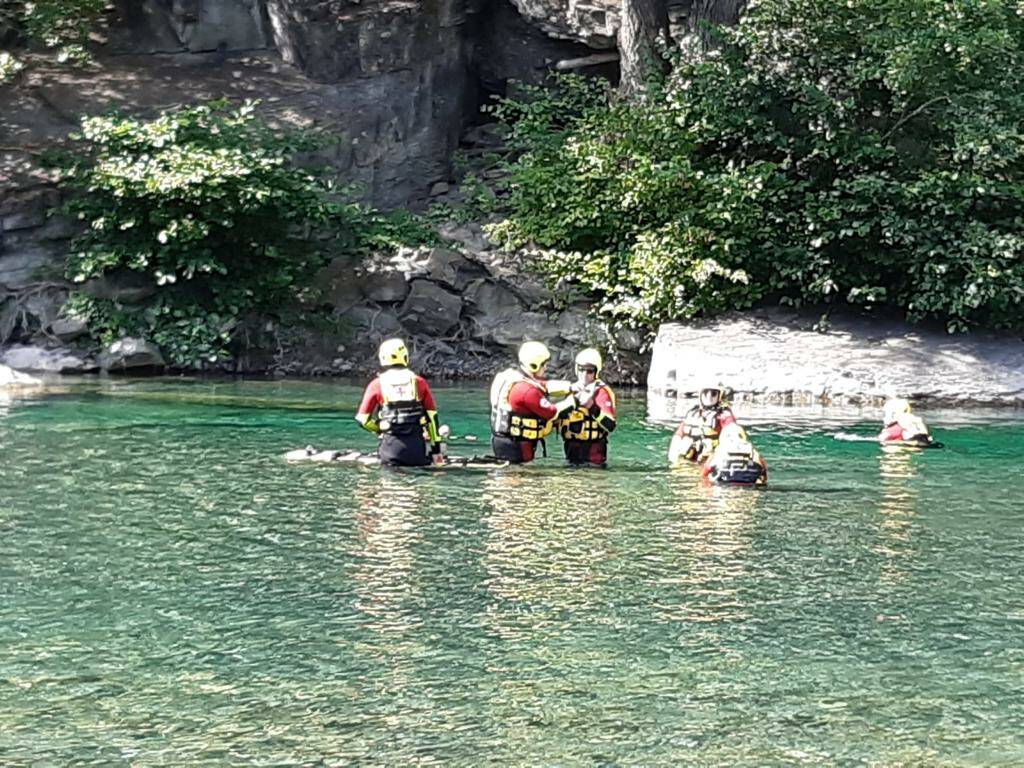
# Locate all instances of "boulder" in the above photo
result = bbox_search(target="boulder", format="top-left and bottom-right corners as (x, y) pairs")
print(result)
(0, 363), (41, 388)
(610, 326), (644, 353)
(338, 305), (404, 338)
(0, 344), (96, 373)
(390, 246), (487, 291)
(437, 221), (494, 254)
(97, 338), (165, 371)
(0, 298), (18, 344)
(555, 305), (593, 344)
(360, 271), (410, 303)
(399, 280), (463, 336)
(464, 277), (524, 317)
(647, 308), (1024, 408)
(80, 272), (157, 304)
(48, 316), (89, 341)
(313, 257), (364, 310)
(0, 248), (57, 290)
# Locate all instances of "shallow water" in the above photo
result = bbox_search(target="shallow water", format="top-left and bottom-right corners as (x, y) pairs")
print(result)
(2, 379), (1023, 765)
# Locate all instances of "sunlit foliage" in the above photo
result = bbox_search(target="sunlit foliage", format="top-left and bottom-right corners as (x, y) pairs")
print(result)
(492, 0), (1024, 332)
(53, 101), (434, 368)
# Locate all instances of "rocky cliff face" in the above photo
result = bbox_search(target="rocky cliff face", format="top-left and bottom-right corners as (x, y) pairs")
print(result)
(0, 0), (653, 379)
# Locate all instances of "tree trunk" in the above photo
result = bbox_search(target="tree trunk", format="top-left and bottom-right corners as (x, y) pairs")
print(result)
(617, 0), (671, 99)
(691, 0), (747, 48)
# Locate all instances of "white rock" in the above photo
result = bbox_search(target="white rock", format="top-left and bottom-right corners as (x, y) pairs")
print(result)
(97, 337), (165, 371)
(648, 309), (1024, 411)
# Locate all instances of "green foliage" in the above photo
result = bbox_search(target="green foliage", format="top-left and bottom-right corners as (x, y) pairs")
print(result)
(0, 0), (105, 79)
(492, 1), (1024, 332)
(53, 101), (363, 368)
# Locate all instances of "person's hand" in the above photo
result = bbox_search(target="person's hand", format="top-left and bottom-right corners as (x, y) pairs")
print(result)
(576, 382), (598, 407)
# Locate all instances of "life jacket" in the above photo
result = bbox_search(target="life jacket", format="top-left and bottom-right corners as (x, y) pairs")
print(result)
(490, 367), (552, 441)
(682, 404), (727, 440)
(890, 412), (929, 441)
(378, 367), (427, 436)
(560, 382), (615, 442)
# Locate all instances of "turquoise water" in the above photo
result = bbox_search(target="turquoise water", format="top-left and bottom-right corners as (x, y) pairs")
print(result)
(2, 380), (1024, 765)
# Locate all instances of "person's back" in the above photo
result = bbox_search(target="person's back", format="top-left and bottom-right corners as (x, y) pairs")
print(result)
(491, 341), (585, 464)
(356, 339), (443, 466)
(702, 423), (767, 485)
(879, 398), (931, 444)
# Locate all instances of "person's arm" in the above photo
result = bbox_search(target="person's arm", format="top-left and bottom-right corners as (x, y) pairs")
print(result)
(355, 379), (382, 434)
(878, 423), (903, 442)
(417, 376), (444, 459)
(591, 387), (617, 434)
(717, 408), (737, 430)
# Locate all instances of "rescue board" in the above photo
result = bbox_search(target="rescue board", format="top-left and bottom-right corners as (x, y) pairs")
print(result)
(834, 432), (943, 448)
(284, 446), (509, 470)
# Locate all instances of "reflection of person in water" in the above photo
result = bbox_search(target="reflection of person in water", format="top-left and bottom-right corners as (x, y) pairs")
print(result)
(657, 470), (761, 625)
(874, 447), (920, 585)
(480, 469), (616, 640)
(351, 472), (425, 636)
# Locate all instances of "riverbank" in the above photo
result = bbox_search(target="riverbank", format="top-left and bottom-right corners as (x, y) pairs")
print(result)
(648, 307), (1024, 414)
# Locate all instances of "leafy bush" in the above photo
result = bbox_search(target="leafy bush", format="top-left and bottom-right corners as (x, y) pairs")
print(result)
(54, 100), (426, 368)
(491, 0), (1024, 332)
(1, 0), (106, 79)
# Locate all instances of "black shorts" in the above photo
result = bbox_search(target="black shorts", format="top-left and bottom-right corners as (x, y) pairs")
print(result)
(491, 435), (539, 464)
(563, 439), (608, 467)
(379, 433), (430, 467)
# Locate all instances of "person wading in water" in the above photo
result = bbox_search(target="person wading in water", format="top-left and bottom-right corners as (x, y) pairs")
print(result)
(489, 341), (595, 464)
(356, 338), (444, 466)
(558, 348), (617, 467)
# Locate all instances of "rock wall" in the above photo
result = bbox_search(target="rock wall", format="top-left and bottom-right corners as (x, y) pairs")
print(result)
(0, 0), (652, 380)
(647, 308), (1024, 419)
(304, 221), (647, 381)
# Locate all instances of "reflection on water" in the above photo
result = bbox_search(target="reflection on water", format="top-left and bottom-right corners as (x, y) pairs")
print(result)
(352, 471), (425, 636)
(658, 477), (760, 625)
(482, 469), (617, 640)
(1, 381), (1024, 765)
(874, 448), (920, 585)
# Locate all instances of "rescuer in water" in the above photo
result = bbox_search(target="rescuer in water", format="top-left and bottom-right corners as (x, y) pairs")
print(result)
(356, 338), (444, 466)
(668, 384), (739, 465)
(558, 347), (617, 467)
(489, 341), (596, 464)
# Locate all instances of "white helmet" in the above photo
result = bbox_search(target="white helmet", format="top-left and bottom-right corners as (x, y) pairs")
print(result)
(699, 384), (728, 408)
(518, 341), (551, 374)
(378, 338), (409, 367)
(574, 348), (603, 375)
(883, 397), (911, 425)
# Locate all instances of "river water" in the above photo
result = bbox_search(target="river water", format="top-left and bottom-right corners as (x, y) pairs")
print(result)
(2, 380), (1023, 765)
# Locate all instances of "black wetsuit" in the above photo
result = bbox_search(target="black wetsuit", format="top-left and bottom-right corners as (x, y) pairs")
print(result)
(379, 431), (430, 467)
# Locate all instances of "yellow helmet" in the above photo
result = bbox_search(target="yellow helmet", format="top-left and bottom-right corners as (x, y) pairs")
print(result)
(518, 341), (551, 374)
(574, 347), (603, 375)
(378, 338), (409, 367)
(883, 397), (911, 424)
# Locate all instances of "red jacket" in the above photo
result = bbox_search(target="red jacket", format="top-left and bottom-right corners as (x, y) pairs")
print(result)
(357, 374), (437, 417)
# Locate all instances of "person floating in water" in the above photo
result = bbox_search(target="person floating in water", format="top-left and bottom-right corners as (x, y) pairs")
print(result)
(489, 341), (594, 464)
(878, 397), (933, 446)
(356, 338), (444, 467)
(701, 423), (768, 486)
(668, 384), (739, 465)
(558, 348), (617, 467)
